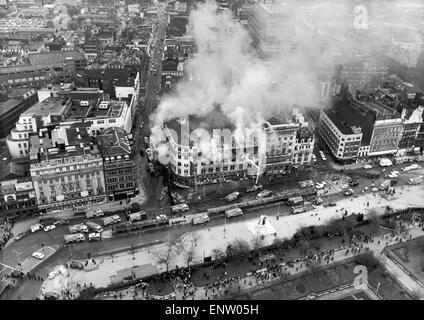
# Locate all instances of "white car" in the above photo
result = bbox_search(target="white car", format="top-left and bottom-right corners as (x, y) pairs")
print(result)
(156, 214), (167, 221)
(341, 184), (349, 190)
(32, 252), (45, 260)
(388, 173), (398, 178)
(372, 188), (379, 193)
(44, 225), (56, 232)
(315, 183), (325, 190)
(363, 165), (372, 169)
(391, 171), (400, 175)
(48, 271), (56, 280)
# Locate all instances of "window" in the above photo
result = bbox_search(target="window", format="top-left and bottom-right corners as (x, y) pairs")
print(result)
(109, 119), (116, 123)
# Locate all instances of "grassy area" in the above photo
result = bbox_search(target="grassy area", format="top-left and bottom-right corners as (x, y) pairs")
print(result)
(229, 254), (411, 300)
(386, 236), (424, 284)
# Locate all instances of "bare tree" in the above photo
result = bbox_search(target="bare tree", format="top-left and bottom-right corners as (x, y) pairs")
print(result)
(251, 234), (264, 251)
(153, 232), (180, 272)
(226, 238), (251, 262)
(211, 248), (225, 261)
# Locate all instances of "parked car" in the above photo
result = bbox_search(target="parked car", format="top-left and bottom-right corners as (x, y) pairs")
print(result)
(349, 180), (359, 187)
(315, 183), (325, 190)
(69, 261), (84, 270)
(43, 225), (56, 232)
(14, 232), (27, 241)
(344, 188), (354, 196)
(32, 252), (45, 260)
(363, 164), (373, 169)
(372, 188), (379, 193)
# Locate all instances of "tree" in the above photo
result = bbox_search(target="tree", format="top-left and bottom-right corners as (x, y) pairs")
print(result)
(298, 239), (311, 255)
(211, 248), (225, 261)
(226, 238), (250, 262)
(251, 234), (264, 251)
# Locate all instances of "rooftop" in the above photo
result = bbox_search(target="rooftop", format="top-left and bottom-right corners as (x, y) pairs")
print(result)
(96, 127), (132, 158)
(28, 51), (86, 68)
(29, 126), (99, 163)
(23, 97), (69, 117)
(323, 108), (357, 135)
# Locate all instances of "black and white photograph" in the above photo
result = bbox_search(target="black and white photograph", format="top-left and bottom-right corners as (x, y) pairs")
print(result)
(0, 0), (424, 308)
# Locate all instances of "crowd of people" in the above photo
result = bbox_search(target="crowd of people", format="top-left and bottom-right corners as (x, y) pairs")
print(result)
(0, 220), (14, 250)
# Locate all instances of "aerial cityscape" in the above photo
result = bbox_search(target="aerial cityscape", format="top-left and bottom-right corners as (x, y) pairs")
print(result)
(1, 0), (424, 305)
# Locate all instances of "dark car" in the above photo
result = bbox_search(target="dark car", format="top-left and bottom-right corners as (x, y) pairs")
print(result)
(69, 261), (84, 270)
(328, 202), (337, 207)
(10, 270), (24, 279)
(44, 292), (60, 300)
(349, 180), (360, 187)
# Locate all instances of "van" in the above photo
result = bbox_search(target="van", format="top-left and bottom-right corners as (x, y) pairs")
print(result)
(379, 158), (393, 167)
(44, 292), (60, 300)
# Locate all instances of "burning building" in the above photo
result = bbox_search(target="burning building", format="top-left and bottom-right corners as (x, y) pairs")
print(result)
(155, 106), (314, 186)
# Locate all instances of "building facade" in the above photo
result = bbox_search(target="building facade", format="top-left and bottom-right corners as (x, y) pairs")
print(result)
(319, 109), (363, 162)
(29, 126), (106, 213)
(96, 127), (138, 202)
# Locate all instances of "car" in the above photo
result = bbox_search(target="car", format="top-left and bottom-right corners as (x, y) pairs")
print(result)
(372, 188), (379, 193)
(344, 189), (354, 196)
(69, 261), (84, 270)
(331, 176), (340, 181)
(246, 184), (263, 192)
(349, 180), (359, 187)
(48, 271), (56, 280)
(257, 190), (273, 198)
(391, 171), (400, 175)
(43, 225), (56, 232)
(14, 232), (27, 241)
(32, 252), (45, 260)
(328, 202), (337, 207)
(341, 184), (349, 190)
(363, 164), (373, 169)
(312, 154), (317, 162)
(388, 173), (398, 178)
(156, 214), (167, 221)
(315, 183), (325, 189)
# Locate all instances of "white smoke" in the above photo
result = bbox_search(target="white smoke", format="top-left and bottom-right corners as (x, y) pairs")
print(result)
(150, 0), (424, 140)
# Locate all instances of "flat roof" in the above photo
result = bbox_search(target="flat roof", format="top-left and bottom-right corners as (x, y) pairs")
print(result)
(323, 109), (355, 135)
(23, 97), (68, 117)
(28, 51), (86, 68)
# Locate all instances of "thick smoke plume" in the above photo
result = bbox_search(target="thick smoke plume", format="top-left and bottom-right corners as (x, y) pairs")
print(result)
(150, 0), (424, 141)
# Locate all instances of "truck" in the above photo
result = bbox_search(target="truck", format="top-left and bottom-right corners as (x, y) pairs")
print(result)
(102, 215), (121, 226)
(225, 191), (240, 203)
(86, 221), (103, 233)
(171, 203), (189, 214)
(69, 224), (88, 234)
(291, 202), (314, 214)
(86, 208), (104, 219)
(225, 208), (243, 218)
(287, 196), (304, 206)
(64, 233), (85, 244)
(192, 214), (209, 225)
(128, 212), (146, 223)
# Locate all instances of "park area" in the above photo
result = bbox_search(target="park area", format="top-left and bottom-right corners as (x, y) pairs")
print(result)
(386, 235), (424, 285)
(229, 254), (411, 300)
